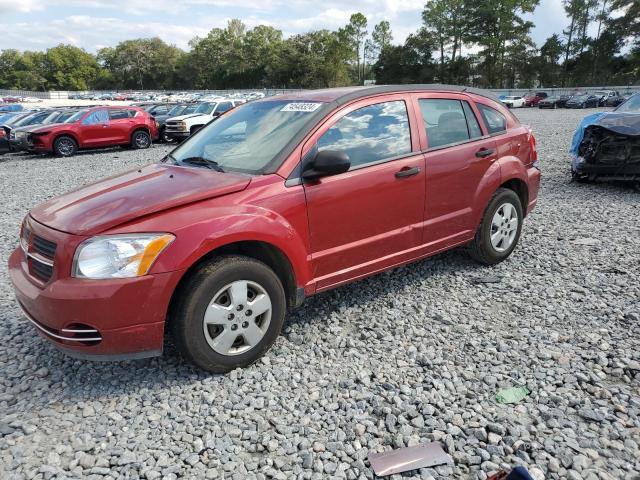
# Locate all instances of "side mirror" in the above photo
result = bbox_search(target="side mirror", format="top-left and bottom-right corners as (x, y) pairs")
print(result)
(302, 150), (351, 180)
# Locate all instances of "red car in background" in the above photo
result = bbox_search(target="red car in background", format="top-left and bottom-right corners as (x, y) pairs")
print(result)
(26, 106), (159, 157)
(524, 92), (548, 107)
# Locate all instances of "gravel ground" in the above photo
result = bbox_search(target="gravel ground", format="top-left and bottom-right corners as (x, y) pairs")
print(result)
(0, 108), (638, 480)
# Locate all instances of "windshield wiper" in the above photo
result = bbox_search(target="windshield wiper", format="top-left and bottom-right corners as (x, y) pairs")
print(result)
(178, 156), (225, 172)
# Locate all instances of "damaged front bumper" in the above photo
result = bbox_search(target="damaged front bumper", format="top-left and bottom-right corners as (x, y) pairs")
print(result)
(572, 125), (640, 181)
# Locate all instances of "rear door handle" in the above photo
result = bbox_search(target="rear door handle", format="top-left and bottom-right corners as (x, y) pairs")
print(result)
(475, 147), (495, 158)
(395, 166), (421, 178)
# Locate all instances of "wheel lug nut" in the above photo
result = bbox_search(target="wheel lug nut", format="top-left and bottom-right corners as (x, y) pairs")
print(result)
(242, 321), (249, 328)
(245, 310), (252, 316)
(236, 304), (244, 311)
(228, 313), (235, 320)
(231, 324), (238, 331)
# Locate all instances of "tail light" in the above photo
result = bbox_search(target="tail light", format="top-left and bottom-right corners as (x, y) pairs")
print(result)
(528, 129), (538, 167)
(0, 129), (5, 139)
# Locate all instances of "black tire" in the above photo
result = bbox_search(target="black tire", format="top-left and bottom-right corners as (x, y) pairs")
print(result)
(53, 135), (78, 157)
(467, 188), (523, 265)
(131, 130), (151, 149)
(170, 255), (286, 373)
(160, 126), (174, 143)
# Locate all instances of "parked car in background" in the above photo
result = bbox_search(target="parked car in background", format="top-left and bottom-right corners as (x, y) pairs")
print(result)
(593, 90), (620, 106)
(155, 104), (198, 142)
(0, 104), (25, 112)
(524, 92), (548, 107)
(164, 100), (240, 141)
(9, 109), (78, 151)
(0, 125), (9, 154)
(604, 93), (626, 107)
(538, 96), (565, 109)
(8, 85), (540, 372)
(566, 94), (600, 108)
(1, 110), (53, 149)
(571, 93), (640, 183)
(0, 111), (21, 124)
(501, 96), (526, 108)
(23, 106), (158, 157)
(140, 103), (176, 117)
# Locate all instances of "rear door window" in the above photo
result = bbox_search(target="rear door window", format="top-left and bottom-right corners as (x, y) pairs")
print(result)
(316, 100), (411, 169)
(476, 104), (507, 135)
(419, 99), (482, 149)
(109, 110), (129, 120)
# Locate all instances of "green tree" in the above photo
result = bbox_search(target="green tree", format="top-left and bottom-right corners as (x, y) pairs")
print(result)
(99, 38), (185, 90)
(343, 13), (368, 83)
(538, 34), (564, 86)
(43, 44), (100, 90)
(468, 0), (539, 88)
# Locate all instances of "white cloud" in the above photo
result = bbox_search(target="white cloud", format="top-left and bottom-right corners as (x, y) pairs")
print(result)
(0, 0), (587, 52)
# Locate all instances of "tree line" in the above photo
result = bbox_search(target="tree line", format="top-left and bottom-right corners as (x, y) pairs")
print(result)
(0, 0), (637, 92)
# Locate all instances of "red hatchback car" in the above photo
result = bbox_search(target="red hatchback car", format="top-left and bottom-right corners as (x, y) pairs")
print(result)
(9, 85), (540, 372)
(26, 106), (159, 157)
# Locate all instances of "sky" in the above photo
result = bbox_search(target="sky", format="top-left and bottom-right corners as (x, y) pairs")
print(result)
(0, 0), (572, 53)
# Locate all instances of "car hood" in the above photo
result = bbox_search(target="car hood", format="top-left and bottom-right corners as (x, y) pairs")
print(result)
(14, 123), (65, 134)
(169, 113), (210, 121)
(30, 163), (252, 235)
(569, 112), (640, 155)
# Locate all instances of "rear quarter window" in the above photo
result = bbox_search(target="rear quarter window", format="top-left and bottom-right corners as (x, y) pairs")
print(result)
(477, 104), (507, 135)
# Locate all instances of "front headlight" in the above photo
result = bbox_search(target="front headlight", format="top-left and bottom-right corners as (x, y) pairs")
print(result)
(73, 233), (175, 279)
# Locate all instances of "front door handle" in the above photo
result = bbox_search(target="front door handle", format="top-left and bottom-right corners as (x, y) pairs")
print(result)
(395, 166), (421, 178)
(475, 147), (495, 158)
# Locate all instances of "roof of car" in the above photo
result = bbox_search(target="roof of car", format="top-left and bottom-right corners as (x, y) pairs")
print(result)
(269, 84), (502, 105)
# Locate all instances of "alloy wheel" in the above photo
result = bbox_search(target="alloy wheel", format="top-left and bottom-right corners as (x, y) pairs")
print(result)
(203, 280), (272, 356)
(57, 138), (75, 156)
(135, 132), (150, 148)
(490, 202), (519, 252)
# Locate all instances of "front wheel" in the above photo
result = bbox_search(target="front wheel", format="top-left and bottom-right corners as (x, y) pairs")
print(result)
(468, 188), (523, 265)
(170, 255), (286, 373)
(53, 135), (77, 157)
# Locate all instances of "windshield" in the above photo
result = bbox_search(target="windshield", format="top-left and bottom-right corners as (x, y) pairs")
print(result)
(167, 105), (185, 116)
(194, 103), (215, 115)
(615, 95), (640, 113)
(43, 111), (64, 124)
(13, 114), (40, 127)
(65, 109), (89, 123)
(170, 100), (324, 174)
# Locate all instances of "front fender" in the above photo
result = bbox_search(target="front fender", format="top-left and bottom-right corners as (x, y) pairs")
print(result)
(148, 205), (312, 291)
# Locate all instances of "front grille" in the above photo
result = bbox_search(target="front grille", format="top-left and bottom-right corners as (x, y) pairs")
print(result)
(21, 225), (57, 283)
(32, 235), (56, 259)
(31, 260), (53, 281)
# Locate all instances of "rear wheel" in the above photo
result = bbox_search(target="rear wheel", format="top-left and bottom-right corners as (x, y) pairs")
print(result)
(170, 255), (286, 373)
(131, 130), (151, 149)
(53, 136), (77, 157)
(468, 188), (523, 265)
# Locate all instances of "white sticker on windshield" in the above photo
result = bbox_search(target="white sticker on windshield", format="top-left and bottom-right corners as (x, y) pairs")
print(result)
(280, 102), (322, 112)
